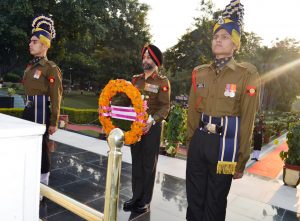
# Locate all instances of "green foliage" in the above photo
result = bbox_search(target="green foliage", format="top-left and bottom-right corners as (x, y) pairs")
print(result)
(0, 0), (150, 86)
(61, 107), (98, 125)
(0, 108), (23, 118)
(0, 107), (100, 125)
(4, 72), (21, 83)
(7, 87), (16, 96)
(280, 122), (300, 166)
(166, 104), (187, 156)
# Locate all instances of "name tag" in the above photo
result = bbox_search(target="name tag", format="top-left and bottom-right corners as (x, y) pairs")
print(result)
(33, 69), (42, 79)
(144, 83), (159, 93)
(197, 83), (205, 88)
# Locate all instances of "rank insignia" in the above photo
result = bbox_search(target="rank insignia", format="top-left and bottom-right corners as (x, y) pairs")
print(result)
(246, 86), (256, 96)
(162, 85), (169, 92)
(48, 76), (55, 84)
(33, 69), (42, 79)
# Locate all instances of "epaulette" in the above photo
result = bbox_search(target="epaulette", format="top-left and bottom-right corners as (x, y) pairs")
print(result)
(193, 64), (210, 72)
(238, 62), (258, 74)
(47, 60), (57, 68)
(157, 74), (167, 80)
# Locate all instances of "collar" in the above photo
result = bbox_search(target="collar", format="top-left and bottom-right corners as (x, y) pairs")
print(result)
(29, 56), (47, 66)
(210, 57), (237, 72)
(214, 57), (231, 70)
(144, 71), (158, 80)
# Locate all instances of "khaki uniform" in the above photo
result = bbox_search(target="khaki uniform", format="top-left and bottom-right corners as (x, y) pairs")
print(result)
(130, 71), (171, 205)
(22, 57), (62, 174)
(132, 72), (170, 123)
(23, 57), (63, 127)
(186, 58), (260, 221)
(187, 59), (260, 172)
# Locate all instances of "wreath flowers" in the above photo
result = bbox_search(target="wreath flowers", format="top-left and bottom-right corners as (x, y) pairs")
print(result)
(98, 79), (148, 145)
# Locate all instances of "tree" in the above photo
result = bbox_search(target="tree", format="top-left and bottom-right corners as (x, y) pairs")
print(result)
(0, 0), (151, 89)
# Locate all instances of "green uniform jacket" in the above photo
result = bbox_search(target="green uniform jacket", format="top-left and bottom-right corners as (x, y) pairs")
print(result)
(132, 72), (171, 123)
(187, 58), (261, 172)
(23, 57), (63, 127)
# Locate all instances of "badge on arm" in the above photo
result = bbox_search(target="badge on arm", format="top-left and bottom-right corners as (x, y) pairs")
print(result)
(48, 76), (55, 84)
(162, 85), (169, 92)
(246, 86), (256, 96)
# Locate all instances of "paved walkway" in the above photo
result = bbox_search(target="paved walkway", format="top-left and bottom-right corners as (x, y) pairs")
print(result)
(47, 130), (300, 220)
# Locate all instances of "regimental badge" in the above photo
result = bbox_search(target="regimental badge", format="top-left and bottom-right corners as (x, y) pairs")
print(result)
(33, 69), (42, 79)
(218, 16), (224, 24)
(246, 86), (256, 96)
(144, 83), (159, 93)
(162, 85), (169, 92)
(224, 84), (236, 97)
(48, 76), (55, 84)
(197, 83), (205, 88)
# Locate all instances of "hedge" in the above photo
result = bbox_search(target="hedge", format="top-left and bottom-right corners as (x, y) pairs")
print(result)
(0, 107), (99, 125)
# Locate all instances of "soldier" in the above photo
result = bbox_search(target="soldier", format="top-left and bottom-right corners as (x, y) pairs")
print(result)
(251, 114), (266, 161)
(186, 1), (261, 221)
(22, 15), (63, 192)
(123, 44), (171, 213)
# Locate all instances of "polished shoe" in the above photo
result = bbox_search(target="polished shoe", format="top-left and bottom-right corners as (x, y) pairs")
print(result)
(123, 199), (138, 211)
(132, 202), (150, 213)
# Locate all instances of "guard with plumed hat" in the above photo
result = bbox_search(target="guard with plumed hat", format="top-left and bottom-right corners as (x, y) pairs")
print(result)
(186, 1), (261, 220)
(22, 15), (63, 197)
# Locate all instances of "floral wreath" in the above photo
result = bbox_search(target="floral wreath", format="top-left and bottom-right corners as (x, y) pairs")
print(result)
(98, 79), (148, 145)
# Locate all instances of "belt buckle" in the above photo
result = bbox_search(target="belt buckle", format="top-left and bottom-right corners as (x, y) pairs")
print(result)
(205, 123), (216, 134)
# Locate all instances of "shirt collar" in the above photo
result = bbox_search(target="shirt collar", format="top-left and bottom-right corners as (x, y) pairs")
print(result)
(144, 71), (158, 80)
(38, 57), (48, 66)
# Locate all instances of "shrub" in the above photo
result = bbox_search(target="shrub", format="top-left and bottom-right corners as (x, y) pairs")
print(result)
(0, 108), (23, 118)
(280, 122), (300, 166)
(4, 72), (21, 83)
(165, 104), (187, 156)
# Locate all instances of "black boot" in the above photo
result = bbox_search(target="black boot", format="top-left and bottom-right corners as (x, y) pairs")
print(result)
(123, 199), (138, 211)
(132, 201), (150, 213)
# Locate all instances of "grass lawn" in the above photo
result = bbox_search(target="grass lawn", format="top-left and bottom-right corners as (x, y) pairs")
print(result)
(79, 130), (99, 138)
(1, 86), (98, 109)
(62, 91), (98, 109)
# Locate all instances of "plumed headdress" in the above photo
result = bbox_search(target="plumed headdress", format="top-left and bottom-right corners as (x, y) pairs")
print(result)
(31, 15), (56, 48)
(213, 0), (244, 49)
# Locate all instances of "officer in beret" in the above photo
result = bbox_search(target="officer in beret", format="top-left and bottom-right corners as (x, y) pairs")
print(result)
(123, 44), (171, 213)
(186, 1), (261, 220)
(22, 15), (63, 193)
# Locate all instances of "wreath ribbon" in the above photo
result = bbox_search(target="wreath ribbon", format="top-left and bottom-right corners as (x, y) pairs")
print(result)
(98, 79), (148, 145)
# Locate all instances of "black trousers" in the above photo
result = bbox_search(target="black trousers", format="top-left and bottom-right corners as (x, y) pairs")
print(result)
(130, 123), (161, 204)
(253, 133), (263, 151)
(186, 129), (233, 221)
(22, 105), (51, 174)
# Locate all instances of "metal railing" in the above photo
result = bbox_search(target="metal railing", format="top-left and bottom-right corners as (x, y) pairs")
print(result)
(40, 128), (125, 221)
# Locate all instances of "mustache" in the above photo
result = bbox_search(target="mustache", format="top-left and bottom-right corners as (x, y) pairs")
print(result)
(142, 62), (154, 70)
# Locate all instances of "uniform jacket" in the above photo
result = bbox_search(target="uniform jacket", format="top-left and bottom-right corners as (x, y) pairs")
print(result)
(132, 71), (171, 123)
(23, 57), (63, 127)
(187, 58), (261, 172)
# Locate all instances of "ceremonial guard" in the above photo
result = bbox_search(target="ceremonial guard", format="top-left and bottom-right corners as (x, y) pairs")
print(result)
(186, 1), (261, 220)
(123, 44), (171, 213)
(22, 15), (63, 190)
